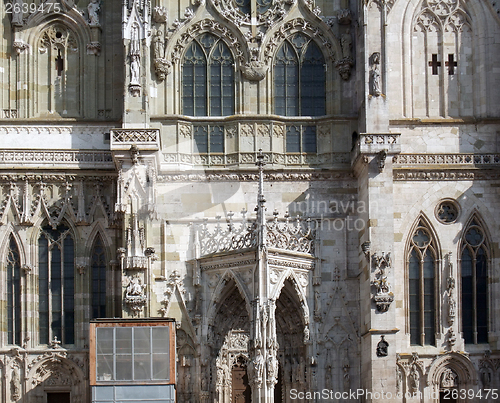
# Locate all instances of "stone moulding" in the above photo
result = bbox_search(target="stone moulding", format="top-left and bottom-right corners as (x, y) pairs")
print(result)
(161, 151), (350, 168)
(156, 171), (354, 182)
(394, 170), (500, 181)
(0, 150), (113, 168)
(393, 154), (500, 166)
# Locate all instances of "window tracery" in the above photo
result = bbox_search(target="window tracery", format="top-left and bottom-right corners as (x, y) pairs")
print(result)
(37, 23), (81, 117)
(407, 217), (439, 345)
(274, 33), (325, 117)
(461, 216), (489, 344)
(38, 223), (75, 345)
(6, 235), (22, 346)
(182, 34), (235, 117)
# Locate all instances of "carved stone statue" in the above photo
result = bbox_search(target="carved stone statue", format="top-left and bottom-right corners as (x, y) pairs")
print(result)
(370, 52), (382, 96)
(341, 29), (352, 59)
(314, 290), (322, 321)
(11, 0), (24, 27)
(88, 0), (100, 26)
(153, 30), (164, 60)
(266, 355), (278, 384)
(409, 365), (419, 394)
(130, 54), (140, 85)
(11, 367), (21, 400)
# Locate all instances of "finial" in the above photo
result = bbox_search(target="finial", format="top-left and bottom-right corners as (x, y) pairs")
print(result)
(256, 149), (266, 206)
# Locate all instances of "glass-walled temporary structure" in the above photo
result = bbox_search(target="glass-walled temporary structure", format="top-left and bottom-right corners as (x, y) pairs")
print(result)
(90, 319), (176, 403)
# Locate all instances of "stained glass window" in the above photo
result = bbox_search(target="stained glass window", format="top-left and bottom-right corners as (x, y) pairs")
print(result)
(182, 34), (234, 116)
(7, 235), (22, 346)
(408, 219), (437, 345)
(461, 218), (489, 344)
(274, 34), (326, 116)
(39, 223), (75, 345)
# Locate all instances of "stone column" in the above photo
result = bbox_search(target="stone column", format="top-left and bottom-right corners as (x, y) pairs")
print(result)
(353, 134), (400, 402)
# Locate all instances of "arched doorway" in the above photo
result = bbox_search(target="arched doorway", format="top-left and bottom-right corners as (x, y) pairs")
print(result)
(232, 356), (251, 403)
(276, 279), (308, 399)
(210, 278), (251, 403)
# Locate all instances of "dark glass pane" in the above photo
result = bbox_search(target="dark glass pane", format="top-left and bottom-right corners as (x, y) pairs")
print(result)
(275, 42), (298, 116)
(302, 126), (317, 153)
(301, 41), (325, 116)
(423, 253), (434, 278)
(182, 42), (206, 116)
(7, 236), (22, 345)
(235, 0), (250, 14)
(91, 236), (107, 319)
(210, 126), (224, 153)
(256, 0), (272, 13)
(409, 250), (421, 345)
(461, 247), (474, 343)
(194, 125), (208, 153)
(286, 126), (300, 153)
(476, 248), (488, 343)
(39, 235), (49, 344)
(409, 249), (419, 279)
(210, 41), (234, 117)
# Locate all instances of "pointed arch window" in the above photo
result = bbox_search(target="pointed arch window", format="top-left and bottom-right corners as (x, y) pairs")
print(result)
(7, 235), (22, 346)
(461, 217), (489, 344)
(182, 33), (235, 116)
(91, 235), (107, 319)
(39, 223), (75, 345)
(408, 219), (438, 345)
(274, 33), (326, 117)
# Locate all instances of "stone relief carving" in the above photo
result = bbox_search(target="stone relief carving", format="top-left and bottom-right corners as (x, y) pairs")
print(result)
(440, 368), (459, 388)
(124, 276), (147, 315)
(153, 6), (168, 23)
(415, 0), (471, 33)
(371, 252), (394, 312)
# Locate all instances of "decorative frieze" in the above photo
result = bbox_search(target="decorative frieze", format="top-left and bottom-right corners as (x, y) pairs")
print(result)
(157, 171), (353, 182)
(0, 150), (113, 168)
(162, 151), (350, 167)
(394, 170), (500, 181)
(393, 153), (500, 166)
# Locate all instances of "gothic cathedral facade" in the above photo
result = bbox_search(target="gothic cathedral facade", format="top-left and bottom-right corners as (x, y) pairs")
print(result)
(1, 0), (500, 402)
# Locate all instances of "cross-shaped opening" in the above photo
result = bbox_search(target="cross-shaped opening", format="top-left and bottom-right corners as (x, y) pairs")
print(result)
(428, 54), (441, 75)
(445, 54), (457, 75)
(55, 49), (64, 77)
